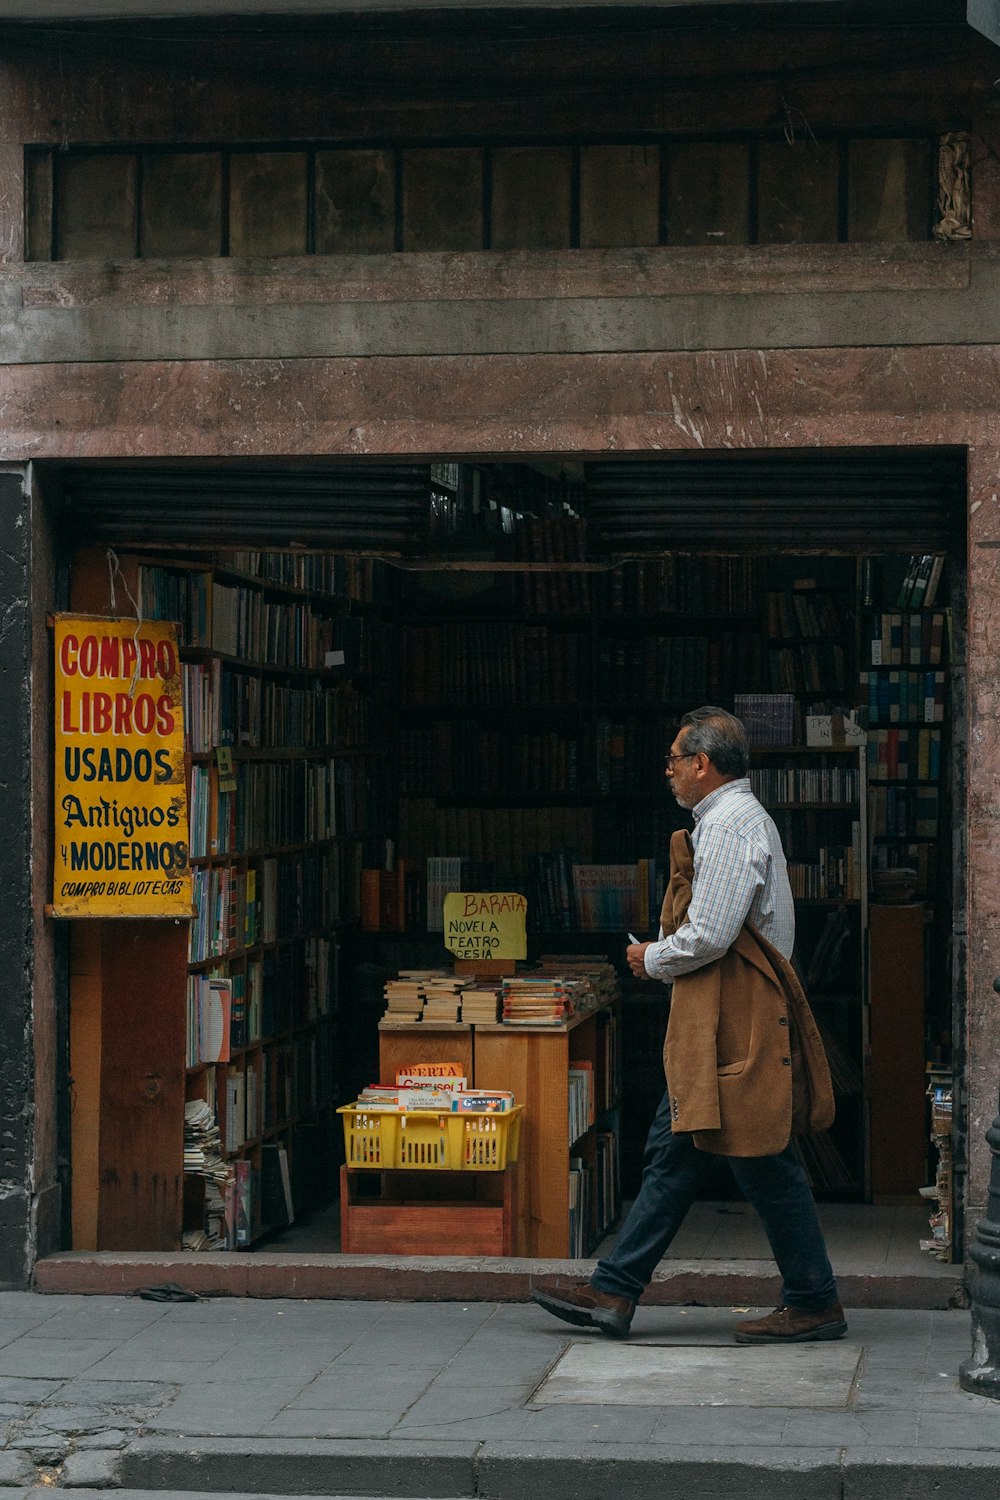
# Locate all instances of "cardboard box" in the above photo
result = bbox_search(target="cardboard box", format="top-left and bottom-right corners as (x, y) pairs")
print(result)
(805, 713), (866, 748)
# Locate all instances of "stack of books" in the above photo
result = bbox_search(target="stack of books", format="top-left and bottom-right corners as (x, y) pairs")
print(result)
(422, 976), (470, 1024)
(460, 986), (502, 1024)
(501, 976), (576, 1026)
(535, 956), (620, 1014)
(382, 978), (427, 1023)
(380, 968), (452, 1025)
(183, 1099), (230, 1186)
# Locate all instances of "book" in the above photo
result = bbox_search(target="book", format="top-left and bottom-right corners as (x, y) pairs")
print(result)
(234, 1158), (252, 1247)
(260, 1143), (294, 1227)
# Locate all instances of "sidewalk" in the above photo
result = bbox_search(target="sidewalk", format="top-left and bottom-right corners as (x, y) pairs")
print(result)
(0, 1291), (994, 1499)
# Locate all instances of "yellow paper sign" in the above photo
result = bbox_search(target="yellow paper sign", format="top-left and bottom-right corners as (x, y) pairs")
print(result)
(51, 614), (192, 918)
(443, 892), (527, 960)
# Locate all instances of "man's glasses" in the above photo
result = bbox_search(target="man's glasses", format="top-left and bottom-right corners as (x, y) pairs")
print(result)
(664, 751), (698, 770)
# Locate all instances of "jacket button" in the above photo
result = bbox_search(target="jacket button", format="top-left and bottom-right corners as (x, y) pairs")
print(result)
(782, 1057), (791, 1066)
(778, 1016), (788, 1026)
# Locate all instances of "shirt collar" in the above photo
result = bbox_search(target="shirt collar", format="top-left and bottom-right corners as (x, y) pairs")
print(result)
(691, 776), (752, 823)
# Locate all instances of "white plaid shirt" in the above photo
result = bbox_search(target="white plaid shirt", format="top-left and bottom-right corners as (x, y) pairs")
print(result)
(643, 777), (795, 981)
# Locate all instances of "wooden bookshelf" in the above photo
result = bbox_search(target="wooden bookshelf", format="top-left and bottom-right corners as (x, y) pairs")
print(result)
(139, 549), (389, 1248)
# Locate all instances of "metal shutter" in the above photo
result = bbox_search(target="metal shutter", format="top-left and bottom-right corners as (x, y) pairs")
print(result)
(584, 450), (965, 554)
(58, 463), (431, 554)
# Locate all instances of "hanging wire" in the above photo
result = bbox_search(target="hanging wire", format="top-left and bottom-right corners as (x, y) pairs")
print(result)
(106, 548), (145, 696)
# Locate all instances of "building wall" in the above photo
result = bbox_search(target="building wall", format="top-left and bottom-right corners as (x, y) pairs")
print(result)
(1, 13), (999, 1275)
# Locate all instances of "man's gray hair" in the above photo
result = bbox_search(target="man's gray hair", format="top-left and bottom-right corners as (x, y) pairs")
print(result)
(678, 706), (750, 778)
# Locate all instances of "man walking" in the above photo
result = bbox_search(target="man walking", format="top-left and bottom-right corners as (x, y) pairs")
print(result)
(531, 705), (846, 1344)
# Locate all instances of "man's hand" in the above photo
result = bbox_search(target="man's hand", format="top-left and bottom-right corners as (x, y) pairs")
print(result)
(627, 941), (653, 980)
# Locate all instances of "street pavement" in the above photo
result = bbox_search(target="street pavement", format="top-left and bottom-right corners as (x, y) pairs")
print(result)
(0, 1291), (993, 1499)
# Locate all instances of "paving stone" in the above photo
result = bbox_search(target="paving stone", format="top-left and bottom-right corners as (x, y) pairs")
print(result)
(46, 1381), (173, 1411)
(0, 1344), (119, 1380)
(0, 1452), (34, 1487)
(60, 1450), (121, 1489)
(533, 1341), (863, 1408)
(75, 1432), (129, 1451)
(0, 1383), (61, 1405)
(289, 1366), (439, 1412)
(21, 1407), (109, 1434)
(262, 1409), (400, 1439)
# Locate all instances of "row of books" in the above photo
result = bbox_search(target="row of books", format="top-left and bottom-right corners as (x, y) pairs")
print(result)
(186, 975), (233, 1067)
(771, 811), (861, 867)
(398, 725), (583, 798)
(225, 550), (387, 603)
(189, 756), (373, 857)
(568, 1062), (595, 1145)
(767, 587), (849, 642)
(221, 1035), (336, 1150)
(593, 632), (766, 704)
(869, 785), (940, 840)
(189, 845), (360, 961)
(867, 727), (942, 782)
(860, 670), (946, 724)
(895, 554), (945, 610)
(403, 557), (762, 619)
(183, 661), (374, 753)
(185, 938), (339, 1062)
(868, 610), (946, 666)
(224, 1060), (261, 1152)
(139, 565), (211, 647)
(733, 693), (796, 747)
(768, 642), (849, 695)
(595, 718), (676, 795)
(522, 853), (657, 933)
(787, 844), (862, 901)
(399, 623), (589, 705)
(209, 584), (342, 668)
(596, 556), (764, 616)
(399, 800), (595, 876)
(750, 766), (861, 805)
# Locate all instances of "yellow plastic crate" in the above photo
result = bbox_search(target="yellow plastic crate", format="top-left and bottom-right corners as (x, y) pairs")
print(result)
(338, 1104), (523, 1171)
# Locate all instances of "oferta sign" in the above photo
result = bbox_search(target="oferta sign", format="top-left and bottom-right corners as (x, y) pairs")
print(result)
(51, 614), (192, 917)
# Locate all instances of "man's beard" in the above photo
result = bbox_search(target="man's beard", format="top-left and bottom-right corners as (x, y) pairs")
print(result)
(670, 785), (695, 810)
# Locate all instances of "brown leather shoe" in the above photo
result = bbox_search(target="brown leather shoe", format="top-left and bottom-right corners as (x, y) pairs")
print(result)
(734, 1302), (847, 1344)
(531, 1275), (635, 1339)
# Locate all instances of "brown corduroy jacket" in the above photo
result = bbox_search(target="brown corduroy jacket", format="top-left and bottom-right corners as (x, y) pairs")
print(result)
(660, 828), (835, 1158)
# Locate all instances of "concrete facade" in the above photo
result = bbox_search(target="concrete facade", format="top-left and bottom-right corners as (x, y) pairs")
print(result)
(0, 5), (998, 1286)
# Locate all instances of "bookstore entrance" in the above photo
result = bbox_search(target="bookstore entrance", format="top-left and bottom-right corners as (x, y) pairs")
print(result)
(50, 449), (965, 1278)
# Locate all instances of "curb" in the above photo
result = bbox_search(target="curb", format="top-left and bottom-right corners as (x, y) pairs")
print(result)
(114, 1436), (1000, 1500)
(32, 1252), (967, 1310)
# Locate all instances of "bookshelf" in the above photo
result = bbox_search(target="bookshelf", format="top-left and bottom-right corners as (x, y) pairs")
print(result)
(139, 551), (388, 1248)
(860, 552), (950, 1203)
(751, 743), (868, 1197)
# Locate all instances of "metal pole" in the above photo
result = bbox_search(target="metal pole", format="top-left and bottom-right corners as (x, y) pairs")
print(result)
(959, 977), (1000, 1397)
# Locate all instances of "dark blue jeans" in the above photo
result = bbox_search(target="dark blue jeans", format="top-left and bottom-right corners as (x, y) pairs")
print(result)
(592, 1089), (839, 1310)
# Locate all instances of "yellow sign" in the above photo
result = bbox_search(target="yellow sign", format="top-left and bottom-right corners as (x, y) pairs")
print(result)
(443, 892), (527, 961)
(51, 615), (192, 918)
